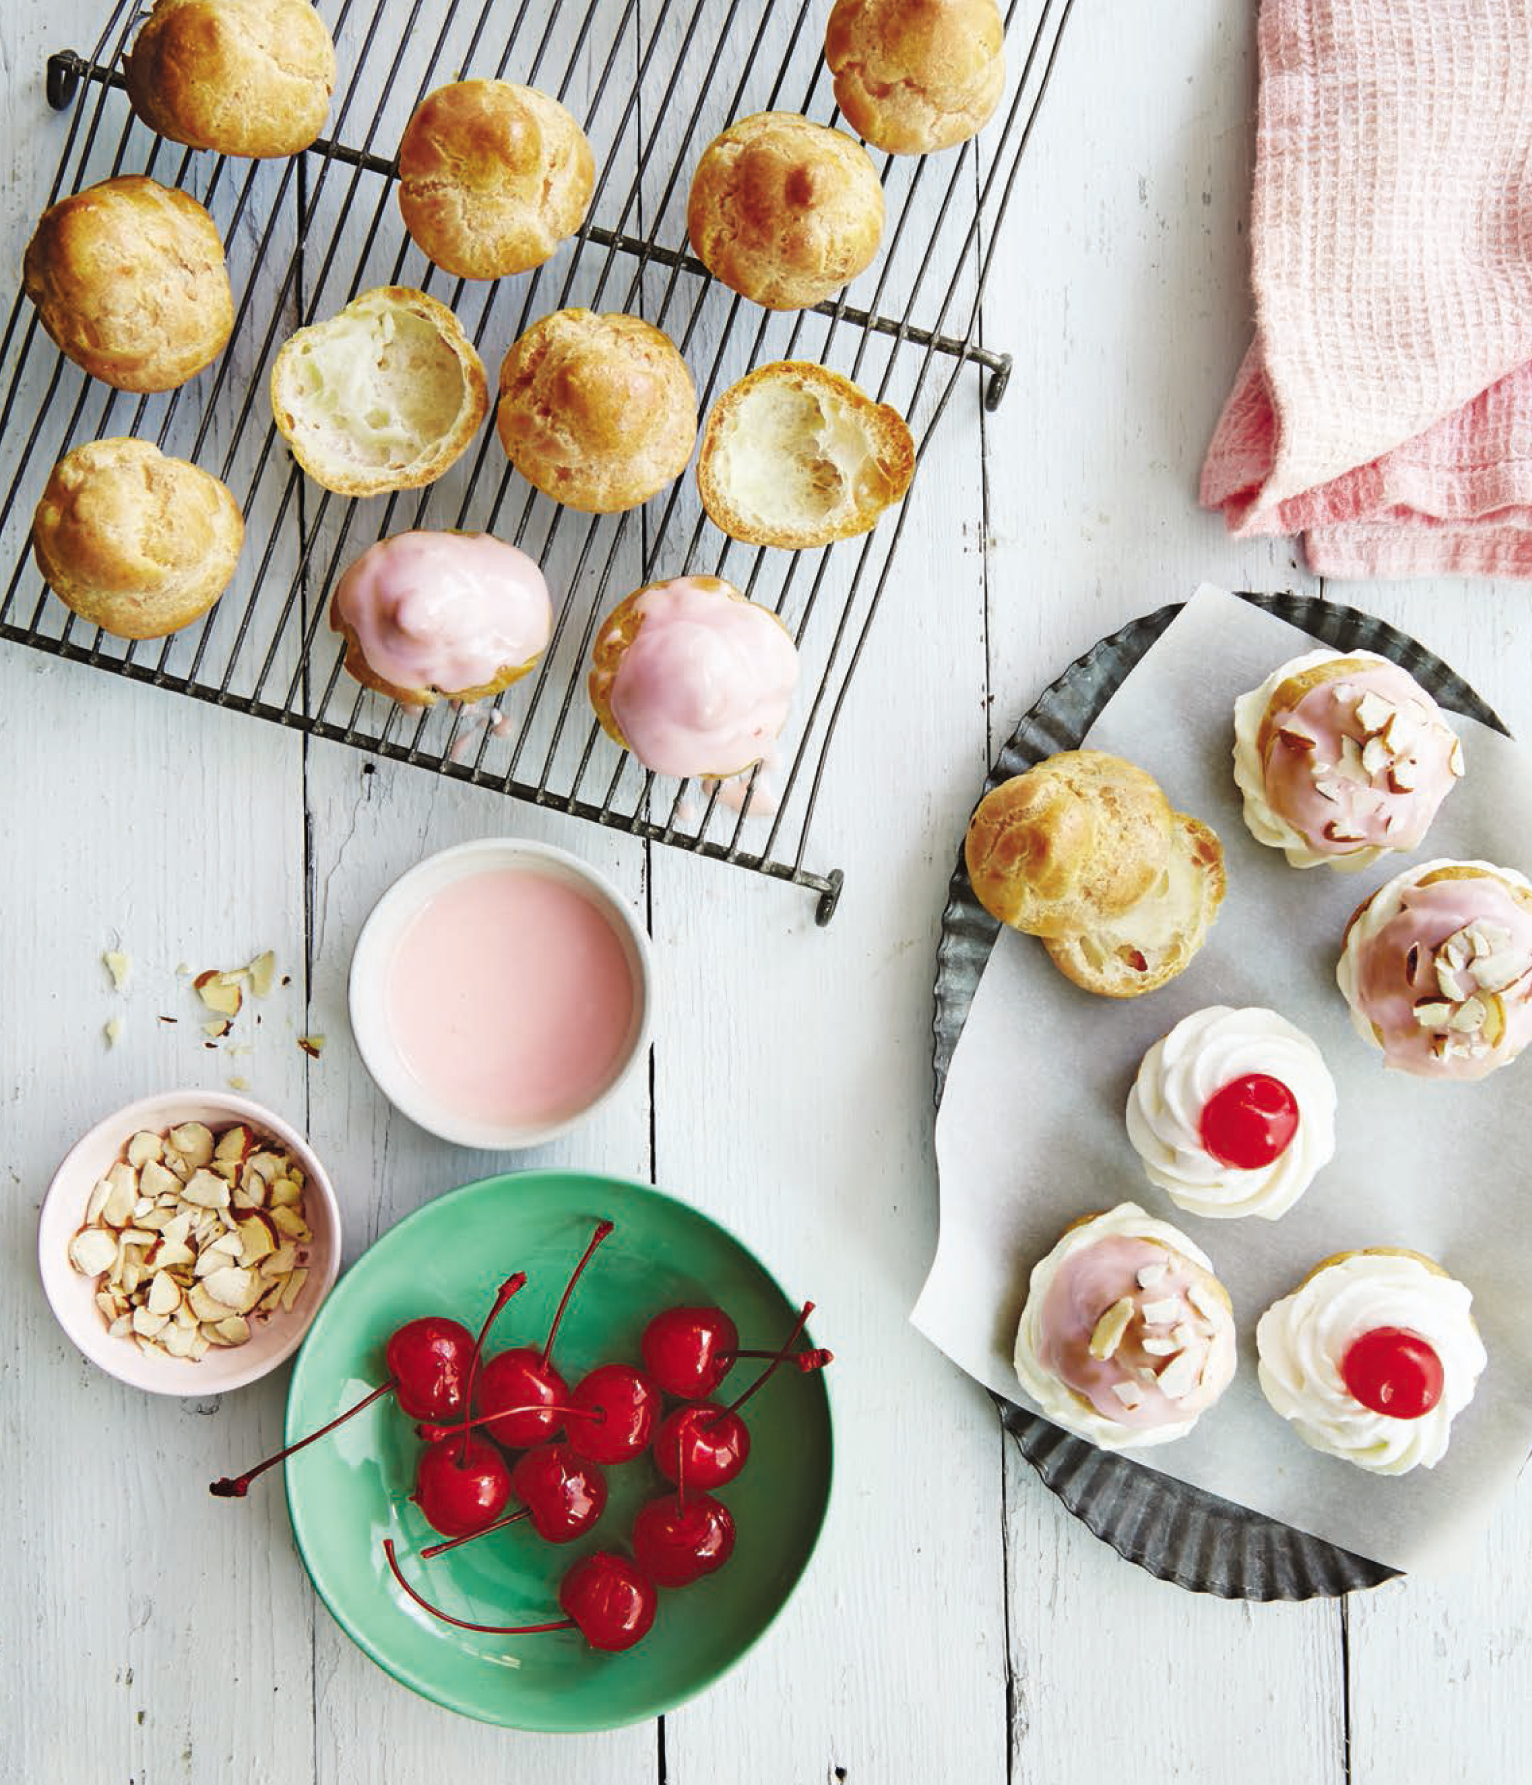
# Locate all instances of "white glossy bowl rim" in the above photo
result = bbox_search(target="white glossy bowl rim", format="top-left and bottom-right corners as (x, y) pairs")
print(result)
(346, 837), (654, 1151)
(37, 1088), (342, 1397)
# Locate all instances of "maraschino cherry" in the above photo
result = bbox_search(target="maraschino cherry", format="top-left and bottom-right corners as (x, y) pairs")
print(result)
(1199, 1074), (1300, 1170)
(509, 1441), (609, 1543)
(1341, 1326), (1445, 1419)
(653, 1301), (826, 1491)
(383, 1539), (657, 1653)
(633, 1489), (736, 1588)
(564, 1363), (660, 1465)
(412, 1433), (512, 1537)
(209, 1276), (527, 1498)
(476, 1221), (613, 1448)
(640, 1304), (831, 1398)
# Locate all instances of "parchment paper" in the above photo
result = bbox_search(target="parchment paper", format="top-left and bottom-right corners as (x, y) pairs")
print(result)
(912, 585), (1532, 1572)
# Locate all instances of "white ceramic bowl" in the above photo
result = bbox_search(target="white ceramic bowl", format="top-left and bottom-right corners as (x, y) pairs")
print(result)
(38, 1090), (342, 1396)
(347, 837), (653, 1150)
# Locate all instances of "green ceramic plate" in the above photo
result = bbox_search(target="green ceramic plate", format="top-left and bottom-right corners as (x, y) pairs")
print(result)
(284, 1169), (833, 1731)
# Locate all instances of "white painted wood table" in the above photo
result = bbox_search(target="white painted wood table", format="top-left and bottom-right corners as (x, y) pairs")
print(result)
(5, 2), (1531, 1781)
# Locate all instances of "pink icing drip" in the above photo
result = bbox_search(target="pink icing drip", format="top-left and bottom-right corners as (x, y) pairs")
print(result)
(610, 578), (799, 778)
(1262, 663), (1457, 853)
(1354, 877), (1532, 1078)
(333, 532), (552, 696)
(1036, 1236), (1229, 1428)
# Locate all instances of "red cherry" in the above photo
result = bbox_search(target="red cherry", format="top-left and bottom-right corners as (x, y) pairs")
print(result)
(475, 1350), (572, 1448)
(632, 1491), (736, 1588)
(653, 1402), (750, 1489)
(510, 1442), (609, 1543)
(1199, 1073), (1300, 1170)
(474, 1220), (614, 1447)
(1341, 1327), (1445, 1420)
(564, 1363), (660, 1465)
(641, 1306), (740, 1398)
(558, 1552), (657, 1653)
(385, 1316), (478, 1421)
(383, 1539), (655, 1655)
(653, 1300), (825, 1490)
(412, 1433), (512, 1538)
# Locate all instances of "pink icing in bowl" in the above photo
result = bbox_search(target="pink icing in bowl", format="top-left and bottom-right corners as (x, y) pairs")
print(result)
(348, 840), (653, 1149)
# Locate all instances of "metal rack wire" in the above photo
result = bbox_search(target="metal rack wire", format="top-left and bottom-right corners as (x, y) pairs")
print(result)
(3, 0), (1075, 922)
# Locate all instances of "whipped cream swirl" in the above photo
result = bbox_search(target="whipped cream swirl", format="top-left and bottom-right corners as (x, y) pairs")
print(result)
(1126, 1006), (1337, 1220)
(1256, 1252), (1486, 1474)
(1233, 649), (1461, 870)
(1013, 1203), (1237, 1450)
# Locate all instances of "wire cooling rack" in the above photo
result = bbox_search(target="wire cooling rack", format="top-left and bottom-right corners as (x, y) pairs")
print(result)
(2, 0), (1075, 922)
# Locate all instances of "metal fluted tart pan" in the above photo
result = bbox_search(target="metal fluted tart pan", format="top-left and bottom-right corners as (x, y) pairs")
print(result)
(932, 590), (1506, 1600)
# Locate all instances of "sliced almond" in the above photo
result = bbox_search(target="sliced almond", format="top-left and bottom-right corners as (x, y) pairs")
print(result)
(132, 1306), (170, 1339)
(182, 1168), (231, 1210)
(1312, 778), (1342, 804)
(208, 1315), (251, 1347)
(1088, 1297), (1135, 1361)
(1323, 820), (1366, 843)
(1355, 691), (1396, 735)
(1110, 1380), (1144, 1411)
(1276, 720), (1318, 750)
(84, 1179), (113, 1225)
(194, 972), (243, 1020)
(1135, 1261), (1168, 1290)
(138, 1159), (180, 1200)
(1140, 1296), (1183, 1327)
(168, 1123), (215, 1169)
(260, 1241), (298, 1279)
(126, 1131), (163, 1169)
(1157, 1349), (1203, 1401)
(1413, 1001), (1454, 1028)
(1337, 735), (1367, 781)
(269, 1205), (310, 1241)
(215, 1125), (253, 1164)
(268, 1178), (302, 1209)
(246, 951), (277, 998)
(160, 1323), (199, 1359)
(1360, 736), (1391, 778)
(101, 1169), (139, 1229)
(279, 1268), (308, 1312)
(236, 1215), (276, 1267)
(202, 1265), (260, 1313)
(1185, 1282), (1225, 1324)
(1436, 960), (1470, 1002)
(1389, 759), (1419, 793)
(1449, 996), (1488, 1034)
(187, 1284), (231, 1323)
(146, 1273), (182, 1316)
(103, 949), (132, 992)
(1472, 952), (1530, 995)
(69, 1228), (119, 1277)
(1449, 737), (1465, 777)
(1141, 1335), (1179, 1357)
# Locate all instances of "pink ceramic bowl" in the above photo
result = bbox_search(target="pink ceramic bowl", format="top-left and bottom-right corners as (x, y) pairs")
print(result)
(38, 1089), (341, 1396)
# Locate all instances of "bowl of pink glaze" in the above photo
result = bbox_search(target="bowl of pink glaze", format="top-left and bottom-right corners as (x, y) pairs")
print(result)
(348, 839), (653, 1150)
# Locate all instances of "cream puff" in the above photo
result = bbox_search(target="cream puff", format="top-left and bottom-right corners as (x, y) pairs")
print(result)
(825, 0), (1006, 155)
(23, 176), (234, 392)
(1337, 859), (1532, 1080)
(397, 80), (594, 279)
(32, 438), (243, 641)
(1233, 650), (1462, 870)
(329, 530), (552, 707)
(588, 575), (798, 778)
(1012, 1203), (1237, 1449)
(1126, 1007), (1337, 1220)
(496, 310), (697, 513)
(1257, 1250), (1486, 1474)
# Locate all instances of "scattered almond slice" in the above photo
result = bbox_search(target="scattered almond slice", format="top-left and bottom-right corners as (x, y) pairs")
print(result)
(1140, 1296), (1183, 1327)
(1448, 997), (1487, 1034)
(246, 951), (277, 998)
(84, 1179), (113, 1225)
(126, 1132), (162, 1169)
(1141, 1335), (1179, 1357)
(1389, 760), (1419, 793)
(194, 971), (244, 1020)
(1135, 1261), (1168, 1290)
(297, 1035), (326, 1059)
(1449, 738), (1465, 777)
(1436, 960), (1470, 1002)
(103, 949), (132, 992)
(1360, 736), (1391, 778)
(1185, 1283), (1225, 1323)
(1276, 720), (1318, 750)
(69, 1228), (120, 1277)
(203, 1019), (232, 1040)
(1413, 1001), (1453, 1028)
(1355, 691), (1395, 734)
(279, 1268), (308, 1311)
(1110, 1380), (1144, 1412)
(1088, 1297), (1135, 1361)
(1157, 1350), (1203, 1402)
(1473, 952), (1530, 995)
(168, 1123), (214, 1169)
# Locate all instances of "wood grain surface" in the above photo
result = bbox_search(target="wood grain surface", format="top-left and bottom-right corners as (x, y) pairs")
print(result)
(2, 2), (1529, 1781)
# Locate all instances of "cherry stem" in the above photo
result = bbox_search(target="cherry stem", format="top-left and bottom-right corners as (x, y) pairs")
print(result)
(454, 1270), (527, 1462)
(725, 1347), (835, 1373)
(419, 1505), (532, 1559)
(540, 1218), (615, 1368)
(384, 1538), (573, 1633)
(210, 1378), (396, 1497)
(714, 1302), (816, 1423)
(431, 1403), (604, 1440)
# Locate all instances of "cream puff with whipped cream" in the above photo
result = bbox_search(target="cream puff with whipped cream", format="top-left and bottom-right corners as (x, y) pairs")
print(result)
(1257, 1250), (1486, 1474)
(1233, 649), (1462, 870)
(330, 530), (553, 706)
(1337, 859), (1532, 1080)
(588, 574), (798, 778)
(1126, 1006), (1337, 1220)
(1012, 1203), (1238, 1449)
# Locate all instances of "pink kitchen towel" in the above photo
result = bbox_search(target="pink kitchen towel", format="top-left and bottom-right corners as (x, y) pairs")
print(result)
(1201, 0), (1532, 579)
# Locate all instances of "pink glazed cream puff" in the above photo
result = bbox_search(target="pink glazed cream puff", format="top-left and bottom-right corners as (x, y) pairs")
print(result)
(330, 530), (553, 707)
(1337, 859), (1532, 1080)
(1012, 1203), (1237, 1449)
(588, 574), (799, 778)
(1233, 649), (1463, 870)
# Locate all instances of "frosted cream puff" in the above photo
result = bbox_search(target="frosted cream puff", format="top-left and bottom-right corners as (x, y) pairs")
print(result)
(1337, 859), (1532, 1080)
(1233, 649), (1463, 870)
(1126, 1007), (1337, 1220)
(588, 575), (798, 778)
(1012, 1203), (1237, 1450)
(1257, 1250), (1486, 1475)
(329, 530), (552, 707)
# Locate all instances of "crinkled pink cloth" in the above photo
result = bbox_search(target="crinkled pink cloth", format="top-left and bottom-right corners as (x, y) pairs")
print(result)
(1201, 0), (1532, 579)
